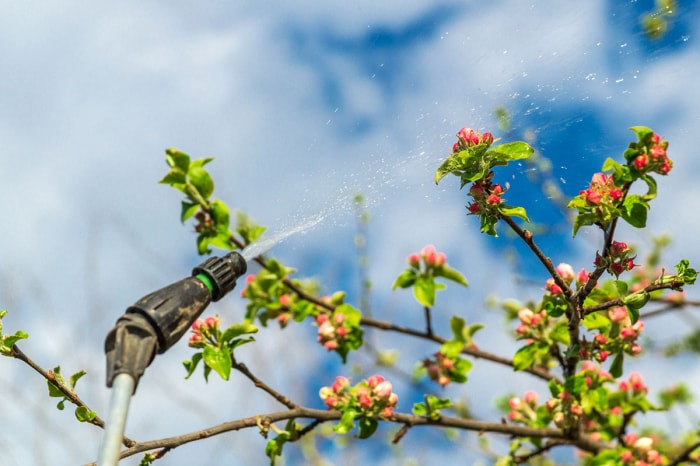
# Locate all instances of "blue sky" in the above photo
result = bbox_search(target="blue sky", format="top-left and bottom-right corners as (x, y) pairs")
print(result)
(2, 1), (700, 464)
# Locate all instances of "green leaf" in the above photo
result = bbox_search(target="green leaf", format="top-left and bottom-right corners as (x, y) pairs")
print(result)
(582, 312), (611, 330)
(180, 201), (199, 223)
(183, 352), (203, 379)
(357, 417), (378, 439)
(69, 370), (87, 390)
(449, 316), (467, 343)
(210, 200), (230, 231)
(392, 269), (417, 290)
(513, 344), (537, 371)
(436, 264), (468, 287)
(158, 168), (187, 186)
(484, 141), (534, 162)
(203, 346), (232, 381)
(629, 125), (654, 144)
(620, 194), (648, 228)
(47, 380), (64, 398)
(623, 290), (650, 311)
(609, 352), (624, 378)
(413, 276), (436, 307)
(75, 406), (96, 422)
(189, 165), (214, 200)
(334, 410), (357, 434)
(221, 322), (259, 344)
(165, 148), (191, 172)
(676, 259), (698, 285)
(498, 204), (529, 222)
(0, 329), (29, 355)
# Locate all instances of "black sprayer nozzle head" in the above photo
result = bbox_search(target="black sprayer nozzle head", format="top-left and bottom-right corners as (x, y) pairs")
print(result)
(104, 251), (248, 392)
(192, 251), (247, 301)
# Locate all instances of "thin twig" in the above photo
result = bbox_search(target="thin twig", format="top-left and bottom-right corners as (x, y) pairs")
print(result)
(83, 407), (606, 464)
(10, 345), (136, 447)
(232, 359), (297, 409)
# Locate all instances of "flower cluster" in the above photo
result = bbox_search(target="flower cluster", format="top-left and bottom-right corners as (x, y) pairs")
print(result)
(188, 315), (219, 348)
(314, 308), (362, 354)
(423, 351), (460, 387)
(595, 241), (636, 277)
(452, 126), (494, 152)
(507, 390), (540, 423)
(581, 173), (623, 207)
(514, 308), (552, 343)
(193, 210), (215, 234)
(319, 375), (399, 419)
(466, 181), (506, 214)
(631, 133), (672, 176)
(619, 432), (665, 466)
(407, 244), (446, 270)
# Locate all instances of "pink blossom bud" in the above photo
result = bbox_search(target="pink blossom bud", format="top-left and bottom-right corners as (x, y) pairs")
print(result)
(611, 241), (628, 256)
(333, 312), (345, 325)
(336, 326), (348, 338)
(556, 263), (575, 284)
(481, 131), (494, 145)
(630, 343), (642, 355)
(517, 308), (535, 325)
(545, 278), (563, 294)
(609, 306), (628, 323)
(581, 360), (598, 373)
(486, 194), (502, 204)
(570, 404), (583, 416)
(332, 376), (350, 393)
(381, 406), (394, 418)
(595, 334), (608, 345)
(629, 372), (647, 392)
(523, 391), (538, 405)
(358, 394), (372, 409)
(245, 274), (256, 285)
(316, 314), (329, 325)
(591, 172), (608, 187)
(204, 316), (219, 329)
(634, 154), (648, 170)
(318, 321), (336, 339)
(433, 252), (446, 266)
(595, 350), (609, 362)
(552, 412), (565, 427)
(323, 340), (338, 350)
(620, 327), (636, 340)
(634, 437), (653, 452)
(421, 245), (437, 264)
(188, 334), (203, 346)
(277, 313), (290, 325)
(467, 203), (481, 214)
(437, 375), (450, 386)
(279, 294), (292, 307)
(620, 451), (633, 462)
(388, 392), (399, 406)
(609, 188), (623, 200)
(407, 253), (421, 267)
(367, 374), (385, 388)
(191, 318), (204, 332)
(508, 397), (522, 410)
(374, 381), (393, 401)
(584, 189), (602, 205)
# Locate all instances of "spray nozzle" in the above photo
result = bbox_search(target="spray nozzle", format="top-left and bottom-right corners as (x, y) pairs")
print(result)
(104, 251), (247, 392)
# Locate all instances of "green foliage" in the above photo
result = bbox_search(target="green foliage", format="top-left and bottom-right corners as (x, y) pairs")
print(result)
(0, 310), (28, 356)
(46, 366), (96, 422)
(413, 395), (452, 420)
(434, 141), (534, 186)
(183, 319), (258, 382)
